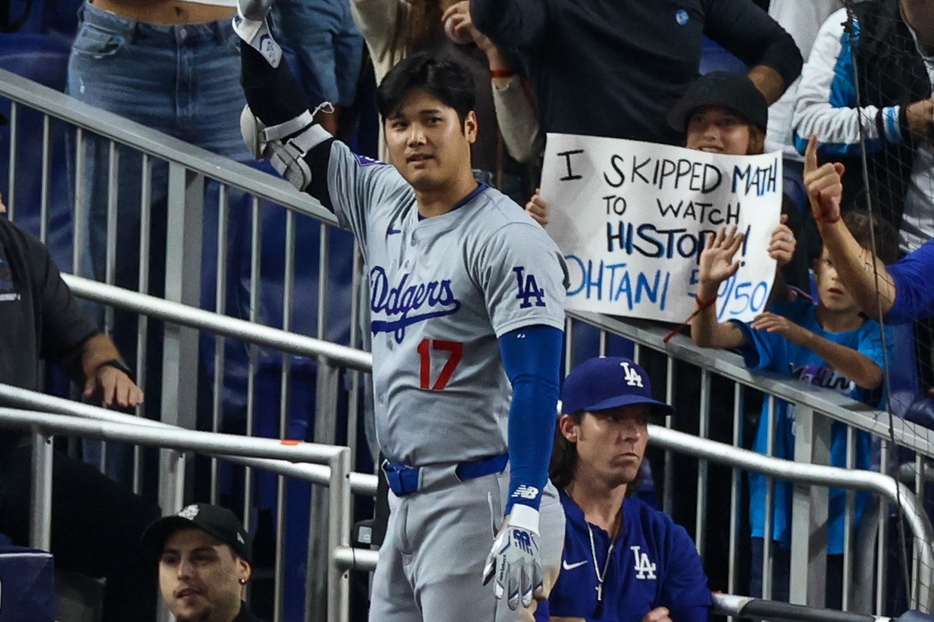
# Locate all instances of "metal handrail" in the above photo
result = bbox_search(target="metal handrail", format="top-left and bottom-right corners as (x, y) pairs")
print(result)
(0, 408), (348, 462)
(0, 67), (336, 226)
(58, 277), (934, 459)
(649, 423), (934, 612)
(571, 310), (934, 458)
(0, 408), (353, 622)
(0, 383), (379, 497)
(712, 594), (893, 622)
(62, 274), (373, 372)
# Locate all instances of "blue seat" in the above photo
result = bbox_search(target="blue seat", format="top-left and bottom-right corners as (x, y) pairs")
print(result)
(0, 546), (55, 622)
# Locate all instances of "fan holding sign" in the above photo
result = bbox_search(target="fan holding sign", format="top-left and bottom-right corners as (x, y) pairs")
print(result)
(533, 73), (815, 325)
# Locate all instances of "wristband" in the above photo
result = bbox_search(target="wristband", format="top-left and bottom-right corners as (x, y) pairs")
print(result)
(95, 358), (135, 381)
(662, 294), (718, 344)
(490, 68), (515, 79)
(815, 213), (842, 224)
(695, 295), (717, 311)
(508, 503), (541, 535)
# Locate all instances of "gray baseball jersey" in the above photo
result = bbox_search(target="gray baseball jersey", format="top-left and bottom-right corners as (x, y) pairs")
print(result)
(326, 142), (568, 466)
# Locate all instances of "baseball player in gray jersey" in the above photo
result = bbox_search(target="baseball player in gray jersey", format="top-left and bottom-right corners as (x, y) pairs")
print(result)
(232, 5), (568, 620)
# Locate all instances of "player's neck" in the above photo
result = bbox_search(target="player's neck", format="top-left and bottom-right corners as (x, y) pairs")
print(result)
(566, 478), (626, 536)
(415, 170), (480, 218)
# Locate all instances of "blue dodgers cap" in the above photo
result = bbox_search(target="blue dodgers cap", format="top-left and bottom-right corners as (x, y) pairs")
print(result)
(561, 357), (674, 418)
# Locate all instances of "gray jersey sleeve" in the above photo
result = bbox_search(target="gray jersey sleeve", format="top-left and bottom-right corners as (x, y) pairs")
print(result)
(472, 221), (568, 337)
(326, 141), (413, 249)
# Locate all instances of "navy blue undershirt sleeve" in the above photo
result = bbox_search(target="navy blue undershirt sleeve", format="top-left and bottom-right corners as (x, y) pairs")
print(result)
(499, 324), (563, 515)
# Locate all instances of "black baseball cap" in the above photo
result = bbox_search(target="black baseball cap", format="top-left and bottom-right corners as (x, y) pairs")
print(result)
(560, 357), (673, 418)
(142, 503), (253, 563)
(667, 71), (768, 133)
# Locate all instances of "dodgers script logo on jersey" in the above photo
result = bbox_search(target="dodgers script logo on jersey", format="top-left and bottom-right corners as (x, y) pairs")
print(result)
(630, 546), (657, 580)
(369, 267), (462, 343)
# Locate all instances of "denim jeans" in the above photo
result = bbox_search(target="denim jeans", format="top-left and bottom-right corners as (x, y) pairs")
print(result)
(66, 2), (251, 475)
(273, 0), (364, 107)
(67, 1), (250, 290)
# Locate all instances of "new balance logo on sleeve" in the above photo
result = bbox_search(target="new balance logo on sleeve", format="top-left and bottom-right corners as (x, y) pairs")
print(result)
(630, 546), (657, 579)
(513, 267), (546, 308)
(511, 485), (540, 500)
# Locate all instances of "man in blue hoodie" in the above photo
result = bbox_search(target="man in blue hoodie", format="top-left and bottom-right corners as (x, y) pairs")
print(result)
(538, 357), (710, 622)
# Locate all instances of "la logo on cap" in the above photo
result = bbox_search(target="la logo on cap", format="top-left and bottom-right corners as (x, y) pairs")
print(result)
(178, 505), (200, 520)
(620, 361), (644, 388)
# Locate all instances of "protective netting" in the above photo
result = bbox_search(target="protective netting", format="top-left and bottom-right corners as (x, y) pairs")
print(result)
(836, 0), (934, 612)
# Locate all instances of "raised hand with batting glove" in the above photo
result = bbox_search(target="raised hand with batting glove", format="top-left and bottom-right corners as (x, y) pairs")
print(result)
(483, 505), (544, 610)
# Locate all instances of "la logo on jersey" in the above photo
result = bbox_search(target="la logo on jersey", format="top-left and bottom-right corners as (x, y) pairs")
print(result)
(630, 546), (657, 579)
(514, 267), (546, 308)
(621, 361), (644, 387)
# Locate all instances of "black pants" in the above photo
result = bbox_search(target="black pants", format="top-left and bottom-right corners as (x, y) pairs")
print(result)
(0, 443), (161, 622)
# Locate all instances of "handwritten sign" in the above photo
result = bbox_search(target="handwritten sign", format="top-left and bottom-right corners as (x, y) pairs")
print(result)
(541, 134), (783, 323)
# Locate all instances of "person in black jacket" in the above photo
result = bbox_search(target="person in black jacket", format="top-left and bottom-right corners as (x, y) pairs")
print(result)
(470, 0), (803, 147)
(0, 156), (158, 622)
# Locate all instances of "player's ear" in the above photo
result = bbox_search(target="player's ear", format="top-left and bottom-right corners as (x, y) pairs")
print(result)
(558, 414), (579, 443)
(463, 110), (478, 144)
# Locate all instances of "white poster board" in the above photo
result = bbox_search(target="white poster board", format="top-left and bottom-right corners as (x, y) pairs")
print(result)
(541, 133), (783, 324)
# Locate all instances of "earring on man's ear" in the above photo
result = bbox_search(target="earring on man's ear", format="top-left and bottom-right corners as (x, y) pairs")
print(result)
(239, 578), (247, 585)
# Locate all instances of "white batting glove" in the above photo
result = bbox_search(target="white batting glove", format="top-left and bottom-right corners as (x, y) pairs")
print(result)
(482, 505), (543, 610)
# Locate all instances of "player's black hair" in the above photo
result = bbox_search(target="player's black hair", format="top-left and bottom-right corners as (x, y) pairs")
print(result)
(550, 411), (643, 496)
(813, 210), (899, 265)
(376, 53), (476, 124)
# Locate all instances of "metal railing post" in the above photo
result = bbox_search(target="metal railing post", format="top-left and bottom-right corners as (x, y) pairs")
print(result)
(29, 430), (53, 551)
(161, 162), (203, 431)
(790, 405), (831, 608)
(328, 447), (352, 622)
(159, 448), (187, 516)
(308, 360), (341, 622)
(159, 163), (203, 511)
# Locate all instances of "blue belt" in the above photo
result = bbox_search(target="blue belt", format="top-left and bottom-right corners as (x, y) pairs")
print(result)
(382, 453), (509, 497)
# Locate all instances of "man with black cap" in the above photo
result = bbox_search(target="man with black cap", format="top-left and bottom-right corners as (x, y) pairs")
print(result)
(534, 357), (710, 622)
(143, 503), (267, 622)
